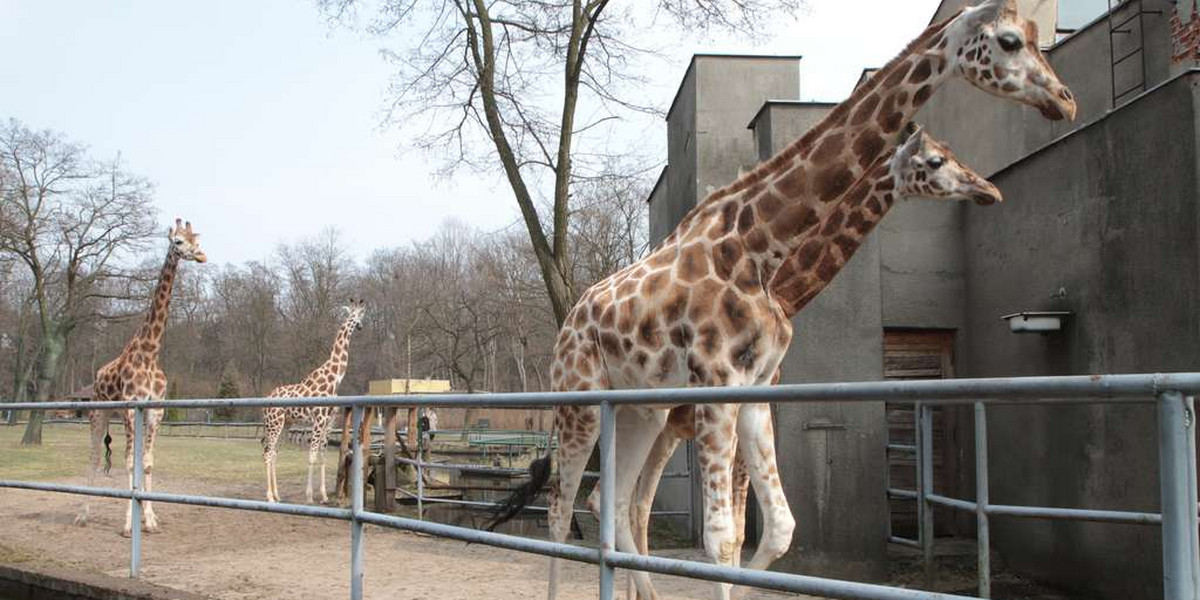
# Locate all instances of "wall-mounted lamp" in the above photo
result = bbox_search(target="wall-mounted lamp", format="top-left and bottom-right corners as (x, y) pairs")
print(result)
(1001, 311), (1072, 334)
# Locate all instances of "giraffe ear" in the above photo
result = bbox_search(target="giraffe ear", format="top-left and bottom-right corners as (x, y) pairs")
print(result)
(898, 125), (926, 160)
(966, 0), (1005, 27)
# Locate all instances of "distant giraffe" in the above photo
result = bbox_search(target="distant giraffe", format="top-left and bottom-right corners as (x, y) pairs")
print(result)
(76, 219), (207, 536)
(261, 299), (365, 504)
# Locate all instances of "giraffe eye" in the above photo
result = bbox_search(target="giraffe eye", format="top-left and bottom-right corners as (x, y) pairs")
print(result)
(173, 239), (184, 246)
(997, 32), (1022, 52)
(927, 156), (945, 170)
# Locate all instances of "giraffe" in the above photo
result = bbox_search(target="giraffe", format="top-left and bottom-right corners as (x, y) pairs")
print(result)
(261, 299), (366, 504)
(75, 219), (207, 537)
(487, 2), (1075, 599)
(616, 124), (1002, 583)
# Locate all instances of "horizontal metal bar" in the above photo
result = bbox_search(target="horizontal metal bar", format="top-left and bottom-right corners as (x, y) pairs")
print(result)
(1113, 48), (1144, 66)
(1110, 11), (1142, 30)
(396, 489), (588, 515)
(927, 493), (978, 512)
(0, 480), (354, 520)
(888, 536), (921, 549)
(2, 372), (1195, 412)
(605, 551), (980, 600)
(394, 457), (527, 475)
(357, 511), (599, 564)
(888, 488), (918, 500)
(987, 504), (1161, 525)
(1115, 82), (1147, 99)
(927, 491), (1164, 524)
(396, 487), (688, 518)
(0, 480), (134, 500)
(582, 470), (690, 480)
(887, 444), (916, 453)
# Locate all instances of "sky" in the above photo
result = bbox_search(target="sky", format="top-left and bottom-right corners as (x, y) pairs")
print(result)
(0, 0), (949, 267)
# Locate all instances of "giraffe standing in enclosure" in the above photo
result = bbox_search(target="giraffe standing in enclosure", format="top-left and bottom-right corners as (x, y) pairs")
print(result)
(261, 299), (366, 504)
(618, 124), (1002, 571)
(487, 2), (1075, 599)
(76, 219), (207, 536)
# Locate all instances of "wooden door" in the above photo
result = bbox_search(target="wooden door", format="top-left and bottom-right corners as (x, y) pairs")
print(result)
(884, 330), (955, 538)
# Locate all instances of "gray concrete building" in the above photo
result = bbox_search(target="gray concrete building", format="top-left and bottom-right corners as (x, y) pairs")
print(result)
(646, 0), (1200, 597)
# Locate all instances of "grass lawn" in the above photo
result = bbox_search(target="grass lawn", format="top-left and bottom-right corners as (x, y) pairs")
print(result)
(0, 422), (314, 486)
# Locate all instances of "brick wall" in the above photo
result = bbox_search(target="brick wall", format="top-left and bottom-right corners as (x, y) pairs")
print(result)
(1172, 0), (1200, 63)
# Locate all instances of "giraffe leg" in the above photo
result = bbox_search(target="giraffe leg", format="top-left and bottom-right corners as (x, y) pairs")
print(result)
(315, 413), (332, 504)
(262, 409), (283, 503)
(141, 409), (163, 532)
(628, 425), (682, 600)
(734, 404), (794, 574)
(731, 451), (751, 570)
(695, 403), (742, 600)
(306, 432), (319, 504)
(546, 407), (599, 600)
(334, 408), (352, 503)
(610, 407), (669, 600)
(121, 410), (136, 538)
(75, 408), (111, 527)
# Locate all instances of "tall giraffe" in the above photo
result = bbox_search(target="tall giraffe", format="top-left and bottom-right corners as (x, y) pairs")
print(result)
(618, 124), (1001, 582)
(488, 2), (1074, 599)
(261, 299), (365, 504)
(76, 219), (207, 536)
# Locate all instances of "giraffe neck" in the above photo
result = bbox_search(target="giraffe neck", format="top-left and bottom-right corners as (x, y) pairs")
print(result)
(767, 155), (899, 317)
(127, 249), (180, 357)
(309, 320), (356, 390)
(670, 13), (964, 288)
(697, 12), (963, 223)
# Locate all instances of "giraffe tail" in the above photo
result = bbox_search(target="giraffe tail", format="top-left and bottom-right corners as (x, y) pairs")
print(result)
(482, 445), (553, 532)
(102, 433), (113, 475)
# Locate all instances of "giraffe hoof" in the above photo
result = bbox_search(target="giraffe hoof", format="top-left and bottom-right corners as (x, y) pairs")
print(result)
(145, 523), (161, 534)
(120, 528), (133, 539)
(73, 514), (88, 527)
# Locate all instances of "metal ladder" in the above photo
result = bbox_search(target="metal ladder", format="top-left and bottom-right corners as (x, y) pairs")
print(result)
(1107, 0), (1165, 107)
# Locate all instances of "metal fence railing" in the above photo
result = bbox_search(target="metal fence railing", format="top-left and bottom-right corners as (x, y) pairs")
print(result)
(1, 373), (1199, 600)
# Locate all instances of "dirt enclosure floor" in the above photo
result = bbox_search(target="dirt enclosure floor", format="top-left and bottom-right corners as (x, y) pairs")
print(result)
(0, 425), (1075, 600)
(0, 479), (802, 600)
(0, 425), (806, 600)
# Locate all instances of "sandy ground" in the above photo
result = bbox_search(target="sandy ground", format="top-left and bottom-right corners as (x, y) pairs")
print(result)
(0, 472), (805, 600)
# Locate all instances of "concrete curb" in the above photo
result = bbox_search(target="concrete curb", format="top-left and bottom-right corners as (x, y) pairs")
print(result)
(0, 562), (213, 600)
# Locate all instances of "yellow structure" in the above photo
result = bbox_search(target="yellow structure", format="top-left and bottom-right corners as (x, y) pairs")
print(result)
(367, 379), (452, 396)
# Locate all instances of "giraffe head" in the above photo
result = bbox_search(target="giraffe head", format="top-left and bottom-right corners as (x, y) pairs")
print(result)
(168, 218), (207, 263)
(342, 298), (366, 331)
(948, 0), (1076, 121)
(891, 124), (1003, 206)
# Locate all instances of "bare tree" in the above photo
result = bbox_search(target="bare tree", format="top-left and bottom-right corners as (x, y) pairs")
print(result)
(319, 0), (801, 326)
(212, 262), (281, 395)
(0, 119), (157, 444)
(276, 228), (358, 379)
(569, 168), (650, 289)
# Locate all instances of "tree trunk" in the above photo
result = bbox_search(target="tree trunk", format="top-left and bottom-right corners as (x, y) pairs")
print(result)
(21, 331), (65, 446)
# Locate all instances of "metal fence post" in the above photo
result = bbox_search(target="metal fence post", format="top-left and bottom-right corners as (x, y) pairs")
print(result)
(130, 406), (145, 579)
(1158, 390), (1200, 600)
(416, 408), (424, 521)
(917, 402), (935, 581)
(599, 401), (616, 600)
(350, 405), (365, 600)
(974, 402), (991, 599)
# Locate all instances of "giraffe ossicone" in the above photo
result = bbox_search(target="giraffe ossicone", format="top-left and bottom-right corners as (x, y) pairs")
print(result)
(76, 218), (207, 537)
